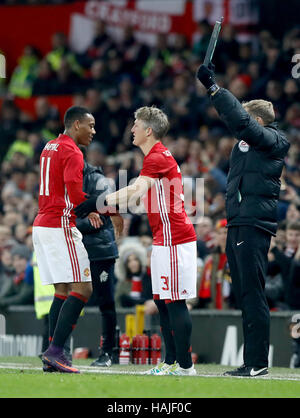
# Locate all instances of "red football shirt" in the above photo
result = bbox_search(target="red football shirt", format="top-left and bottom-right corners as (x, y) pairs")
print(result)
(140, 142), (196, 246)
(33, 134), (86, 228)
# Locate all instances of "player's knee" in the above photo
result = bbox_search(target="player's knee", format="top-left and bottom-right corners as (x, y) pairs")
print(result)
(71, 282), (93, 301)
(83, 282), (93, 300)
(54, 283), (69, 297)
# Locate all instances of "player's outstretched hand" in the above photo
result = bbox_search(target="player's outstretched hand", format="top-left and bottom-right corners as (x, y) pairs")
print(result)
(196, 63), (216, 90)
(74, 194), (98, 218)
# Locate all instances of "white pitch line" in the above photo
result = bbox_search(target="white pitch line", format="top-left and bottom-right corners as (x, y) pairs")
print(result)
(1, 363), (300, 381)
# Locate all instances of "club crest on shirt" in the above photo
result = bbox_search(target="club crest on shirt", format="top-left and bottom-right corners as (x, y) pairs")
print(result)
(84, 268), (90, 277)
(238, 140), (250, 153)
(163, 150), (172, 157)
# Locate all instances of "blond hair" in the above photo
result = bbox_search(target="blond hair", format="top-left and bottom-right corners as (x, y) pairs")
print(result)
(134, 106), (169, 139)
(242, 99), (275, 125)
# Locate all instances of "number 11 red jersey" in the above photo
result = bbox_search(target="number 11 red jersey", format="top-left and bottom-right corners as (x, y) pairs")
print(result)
(33, 134), (86, 228)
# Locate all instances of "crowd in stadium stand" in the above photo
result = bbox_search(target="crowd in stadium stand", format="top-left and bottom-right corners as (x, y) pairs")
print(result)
(0, 18), (300, 314)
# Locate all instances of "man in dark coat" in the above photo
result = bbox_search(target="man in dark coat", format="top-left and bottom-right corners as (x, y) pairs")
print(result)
(76, 160), (123, 367)
(197, 64), (290, 377)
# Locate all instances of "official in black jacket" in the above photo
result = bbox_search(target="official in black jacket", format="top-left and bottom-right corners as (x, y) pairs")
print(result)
(197, 64), (290, 377)
(76, 161), (123, 367)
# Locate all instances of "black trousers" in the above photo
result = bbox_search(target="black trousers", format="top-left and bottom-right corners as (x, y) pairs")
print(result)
(226, 226), (271, 368)
(88, 259), (117, 354)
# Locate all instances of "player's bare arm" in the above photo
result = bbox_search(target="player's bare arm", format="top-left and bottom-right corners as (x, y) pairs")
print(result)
(106, 175), (155, 208)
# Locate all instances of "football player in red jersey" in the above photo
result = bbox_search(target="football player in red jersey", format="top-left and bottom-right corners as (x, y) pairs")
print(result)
(76, 106), (197, 375)
(33, 106), (101, 373)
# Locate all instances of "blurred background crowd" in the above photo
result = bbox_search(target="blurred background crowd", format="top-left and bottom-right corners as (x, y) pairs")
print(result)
(0, 2), (299, 317)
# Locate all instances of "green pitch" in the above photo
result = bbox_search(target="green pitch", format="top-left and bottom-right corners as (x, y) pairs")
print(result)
(0, 357), (300, 398)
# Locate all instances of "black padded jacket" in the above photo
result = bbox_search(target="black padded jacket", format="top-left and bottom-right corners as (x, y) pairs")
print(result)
(76, 162), (119, 261)
(211, 88), (290, 236)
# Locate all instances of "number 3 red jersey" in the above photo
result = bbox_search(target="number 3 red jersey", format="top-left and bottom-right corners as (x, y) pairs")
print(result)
(33, 134), (86, 228)
(140, 142), (196, 246)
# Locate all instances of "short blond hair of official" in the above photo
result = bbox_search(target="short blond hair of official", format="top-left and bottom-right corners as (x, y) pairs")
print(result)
(242, 99), (275, 125)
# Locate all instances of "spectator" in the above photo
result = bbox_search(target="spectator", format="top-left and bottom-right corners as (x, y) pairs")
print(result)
(0, 100), (21, 156)
(0, 244), (33, 310)
(165, 74), (197, 136)
(192, 20), (212, 61)
(4, 128), (33, 162)
(287, 242), (300, 368)
(141, 244), (157, 316)
(84, 59), (110, 92)
(286, 238), (300, 310)
(142, 33), (173, 79)
(33, 97), (60, 132)
(284, 221), (300, 258)
(106, 50), (127, 88)
(27, 133), (46, 164)
(0, 248), (15, 294)
(117, 26), (150, 82)
(32, 59), (56, 96)
(118, 75), (143, 114)
(268, 221), (300, 307)
(8, 45), (40, 98)
(286, 203), (300, 223)
(0, 226), (13, 250)
(103, 88), (131, 154)
(14, 223), (29, 244)
(283, 79), (300, 108)
(196, 219), (234, 309)
(172, 135), (190, 166)
(195, 216), (214, 259)
(266, 240), (285, 310)
(86, 20), (116, 61)
(258, 39), (285, 80)
(84, 88), (110, 147)
(238, 42), (253, 72)
(265, 79), (287, 120)
(51, 58), (83, 95)
(114, 238), (148, 308)
(85, 142), (106, 168)
(228, 74), (252, 101)
(142, 57), (172, 95)
(46, 31), (82, 76)
(214, 24), (239, 72)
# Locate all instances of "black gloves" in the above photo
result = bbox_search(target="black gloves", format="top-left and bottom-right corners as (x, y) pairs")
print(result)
(74, 194), (98, 218)
(196, 63), (217, 91)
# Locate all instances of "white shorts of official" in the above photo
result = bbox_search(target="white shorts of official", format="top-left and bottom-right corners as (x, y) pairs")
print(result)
(151, 241), (197, 301)
(32, 226), (91, 285)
